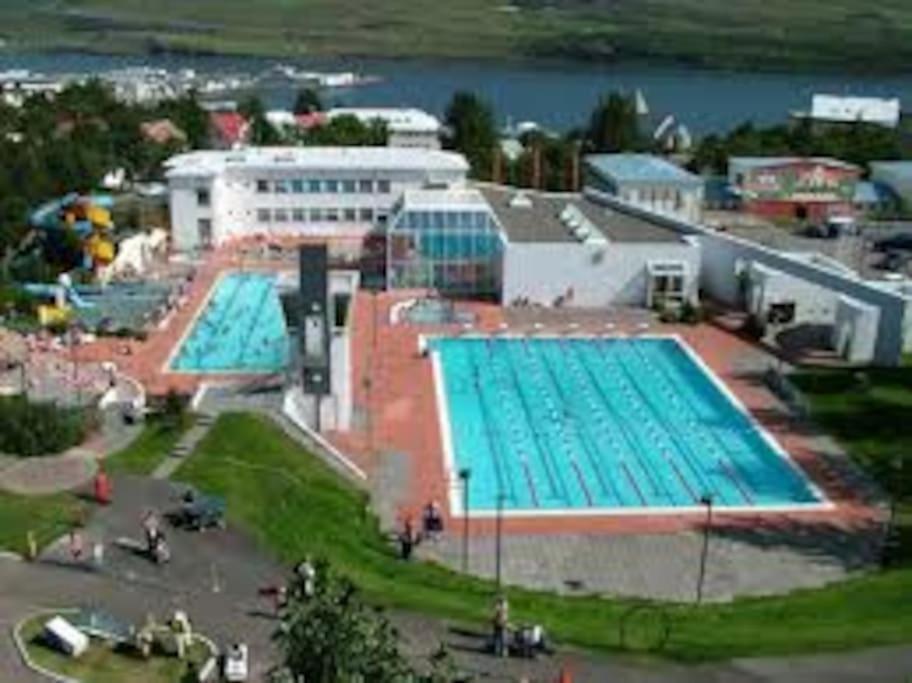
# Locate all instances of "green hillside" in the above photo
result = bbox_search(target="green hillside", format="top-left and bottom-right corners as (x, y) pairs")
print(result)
(2, 0), (911, 70)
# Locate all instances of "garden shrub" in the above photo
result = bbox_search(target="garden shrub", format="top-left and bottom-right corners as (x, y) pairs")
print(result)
(0, 396), (97, 457)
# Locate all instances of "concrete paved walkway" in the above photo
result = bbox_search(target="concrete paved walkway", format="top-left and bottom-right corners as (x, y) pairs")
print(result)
(419, 522), (881, 602)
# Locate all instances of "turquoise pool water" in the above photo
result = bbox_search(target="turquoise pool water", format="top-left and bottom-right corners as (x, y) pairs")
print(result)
(170, 272), (289, 373)
(433, 336), (823, 513)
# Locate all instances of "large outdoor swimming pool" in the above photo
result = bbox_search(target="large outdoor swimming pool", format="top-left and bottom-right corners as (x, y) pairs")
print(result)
(170, 272), (289, 373)
(431, 336), (825, 514)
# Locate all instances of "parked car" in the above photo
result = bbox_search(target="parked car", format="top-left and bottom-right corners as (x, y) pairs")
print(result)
(876, 250), (910, 272)
(873, 232), (912, 252)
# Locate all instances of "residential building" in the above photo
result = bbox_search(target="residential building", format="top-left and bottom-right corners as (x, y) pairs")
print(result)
(327, 108), (442, 149)
(165, 146), (469, 251)
(209, 112), (249, 149)
(583, 154), (704, 224)
(728, 157), (861, 222)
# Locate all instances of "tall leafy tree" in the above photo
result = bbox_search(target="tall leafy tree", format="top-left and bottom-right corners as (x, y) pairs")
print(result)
(443, 91), (497, 180)
(585, 91), (641, 153)
(293, 88), (324, 115)
(239, 95), (281, 145)
(275, 562), (413, 683)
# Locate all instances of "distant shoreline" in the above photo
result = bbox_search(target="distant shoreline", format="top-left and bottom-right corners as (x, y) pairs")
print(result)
(2, 37), (912, 78)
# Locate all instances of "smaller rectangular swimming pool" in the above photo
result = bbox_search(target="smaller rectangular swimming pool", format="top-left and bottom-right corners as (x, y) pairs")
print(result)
(169, 271), (289, 374)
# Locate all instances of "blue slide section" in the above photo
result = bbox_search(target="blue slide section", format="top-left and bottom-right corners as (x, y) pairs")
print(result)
(22, 282), (95, 309)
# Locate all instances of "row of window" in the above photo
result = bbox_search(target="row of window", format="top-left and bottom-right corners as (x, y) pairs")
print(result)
(256, 207), (389, 224)
(392, 209), (496, 233)
(255, 178), (392, 195)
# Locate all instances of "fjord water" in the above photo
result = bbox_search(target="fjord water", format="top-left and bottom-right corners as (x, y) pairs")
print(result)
(4, 51), (912, 134)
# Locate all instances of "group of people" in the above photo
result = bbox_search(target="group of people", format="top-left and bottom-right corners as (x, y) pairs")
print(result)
(398, 500), (445, 560)
(491, 595), (548, 659)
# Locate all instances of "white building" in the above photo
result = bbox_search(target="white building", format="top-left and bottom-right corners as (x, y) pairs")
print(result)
(486, 185), (701, 308)
(327, 108), (442, 149)
(386, 182), (701, 308)
(584, 154), (704, 224)
(794, 94), (902, 129)
(165, 146), (468, 251)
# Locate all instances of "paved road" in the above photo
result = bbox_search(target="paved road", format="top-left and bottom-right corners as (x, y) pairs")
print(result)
(1, 475), (910, 682)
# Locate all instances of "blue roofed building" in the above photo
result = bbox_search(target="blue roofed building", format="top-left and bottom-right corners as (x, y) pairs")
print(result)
(584, 153), (704, 224)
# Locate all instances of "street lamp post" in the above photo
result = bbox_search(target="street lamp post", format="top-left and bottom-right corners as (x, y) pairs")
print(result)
(459, 468), (471, 573)
(884, 456), (904, 565)
(695, 493), (714, 605)
(495, 492), (505, 590)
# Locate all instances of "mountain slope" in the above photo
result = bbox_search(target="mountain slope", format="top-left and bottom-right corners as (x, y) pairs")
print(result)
(2, 0), (911, 71)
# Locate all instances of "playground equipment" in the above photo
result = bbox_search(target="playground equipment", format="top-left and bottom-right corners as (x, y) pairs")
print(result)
(29, 193), (117, 271)
(24, 273), (95, 325)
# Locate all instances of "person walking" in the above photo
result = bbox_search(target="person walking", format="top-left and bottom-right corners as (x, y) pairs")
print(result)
(492, 595), (510, 658)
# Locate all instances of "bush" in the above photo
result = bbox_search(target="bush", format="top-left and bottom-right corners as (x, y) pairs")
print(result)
(0, 396), (97, 457)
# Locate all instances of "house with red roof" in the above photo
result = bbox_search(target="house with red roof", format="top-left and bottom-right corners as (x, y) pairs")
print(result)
(209, 111), (250, 149)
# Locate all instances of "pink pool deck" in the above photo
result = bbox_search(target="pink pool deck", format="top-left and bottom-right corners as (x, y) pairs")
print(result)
(324, 290), (883, 538)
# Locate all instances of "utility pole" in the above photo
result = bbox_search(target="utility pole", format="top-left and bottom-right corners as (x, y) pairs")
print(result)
(495, 492), (505, 590)
(695, 494), (714, 605)
(459, 468), (471, 573)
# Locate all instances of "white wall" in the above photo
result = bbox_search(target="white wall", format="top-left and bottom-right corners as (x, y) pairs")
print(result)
(832, 296), (880, 364)
(502, 241), (700, 307)
(169, 177), (209, 251)
(747, 263), (840, 325)
(585, 188), (908, 365)
(619, 183), (704, 224)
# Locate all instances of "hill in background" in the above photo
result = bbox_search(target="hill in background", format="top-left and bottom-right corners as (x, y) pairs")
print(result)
(2, 0), (911, 71)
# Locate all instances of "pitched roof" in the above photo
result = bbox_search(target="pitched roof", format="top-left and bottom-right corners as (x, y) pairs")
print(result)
(585, 153), (702, 186)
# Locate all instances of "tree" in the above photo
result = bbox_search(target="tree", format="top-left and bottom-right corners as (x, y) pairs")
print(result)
(293, 88), (324, 115)
(158, 92), (209, 149)
(275, 561), (414, 683)
(443, 91), (497, 180)
(300, 115), (387, 147)
(238, 95), (281, 145)
(586, 92), (641, 153)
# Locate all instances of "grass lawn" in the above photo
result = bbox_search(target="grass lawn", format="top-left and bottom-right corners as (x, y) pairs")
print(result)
(176, 412), (912, 661)
(792, 366), (912, 563)
(0, 491), (87, 556)
(104, 417), (188, 476)
(20, 614), (210, 683)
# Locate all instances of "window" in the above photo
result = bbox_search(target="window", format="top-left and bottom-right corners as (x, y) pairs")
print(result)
(343, 208), (357, 222)
(256, 180), (269, 194)
(196, 189), (210, 207)
(359, 208), (374, 222)
(274, 209), (288, 222)
(341, 179), (356, 194)
(274, 180), (289, 194)
(309, 208), (323, 222)
(376, 211), (389, 226)
(291, 179), (305, 194)
(358, 179), (373, 193)
(308, 179), (322, 193)
(326, 208), (339, 222)
(257, 208), (271, 223)
(292, 208), (306, 222)
(377, 179), (391, 194)
(325, 180), (339, 193)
